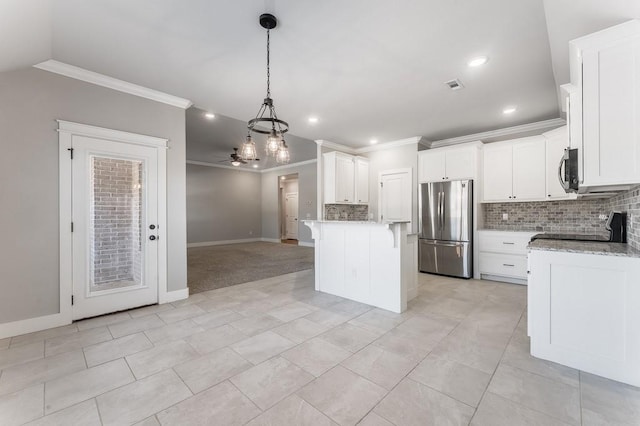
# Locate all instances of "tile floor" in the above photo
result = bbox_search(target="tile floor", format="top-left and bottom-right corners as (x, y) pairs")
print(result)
(1, 271), (639, 425)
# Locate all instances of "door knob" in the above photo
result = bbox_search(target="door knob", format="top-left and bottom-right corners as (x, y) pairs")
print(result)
(149, 224), (156, 230)
(149, 235), (157, 241)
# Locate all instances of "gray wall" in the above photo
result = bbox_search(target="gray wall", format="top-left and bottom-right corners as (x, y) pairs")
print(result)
(0, 68), (187, 324)
(262, 162), (317, 244)
(365, 143), (419, 233)
(186, 164), (262, 243)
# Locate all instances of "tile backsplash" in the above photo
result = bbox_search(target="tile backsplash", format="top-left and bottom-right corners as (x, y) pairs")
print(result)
(324, 204), (369, 221)
(482, 185), (640, 250)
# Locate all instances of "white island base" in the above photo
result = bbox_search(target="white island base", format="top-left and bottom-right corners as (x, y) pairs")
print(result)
(304, 221), (417, 313)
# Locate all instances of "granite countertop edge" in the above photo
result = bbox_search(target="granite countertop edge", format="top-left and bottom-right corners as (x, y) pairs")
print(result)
(528, 240), (640, 258)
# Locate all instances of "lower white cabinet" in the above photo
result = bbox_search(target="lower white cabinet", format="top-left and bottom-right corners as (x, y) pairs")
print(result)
(528, 249), (640, 387)
(478, 230), (536, 284)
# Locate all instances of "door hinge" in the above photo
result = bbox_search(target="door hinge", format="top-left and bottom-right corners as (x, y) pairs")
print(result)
(380, 182), (383, 188)
(71, 222), (74, 232)
(71, 295), (74, 305)
(67, 148), (74, 159)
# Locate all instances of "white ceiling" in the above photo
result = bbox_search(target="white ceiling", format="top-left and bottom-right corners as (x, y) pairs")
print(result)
(2, 0), (638, 148)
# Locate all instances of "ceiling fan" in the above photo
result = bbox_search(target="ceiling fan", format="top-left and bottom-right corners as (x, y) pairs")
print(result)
(219, 148), (260, 167)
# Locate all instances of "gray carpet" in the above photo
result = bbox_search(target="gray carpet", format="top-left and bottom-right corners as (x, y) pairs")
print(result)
(187, 242), (314, 294)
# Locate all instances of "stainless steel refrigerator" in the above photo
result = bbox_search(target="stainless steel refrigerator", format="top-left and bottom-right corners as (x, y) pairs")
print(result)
(419, 180), (473, 278)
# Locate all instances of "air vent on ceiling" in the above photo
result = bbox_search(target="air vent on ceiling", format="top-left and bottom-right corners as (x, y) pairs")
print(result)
(445, 79), (464, 90)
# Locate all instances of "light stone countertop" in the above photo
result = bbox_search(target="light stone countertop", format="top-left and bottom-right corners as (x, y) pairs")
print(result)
(304, 220), (410, 225)
(528, 239), (640, 258)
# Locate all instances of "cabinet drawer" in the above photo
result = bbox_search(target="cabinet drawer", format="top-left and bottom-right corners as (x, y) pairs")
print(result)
(478, 232), (533, 255)
(479, 253), (528, 279)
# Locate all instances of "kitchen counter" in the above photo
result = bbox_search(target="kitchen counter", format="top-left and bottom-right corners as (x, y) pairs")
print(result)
(528, 239), (640, 258)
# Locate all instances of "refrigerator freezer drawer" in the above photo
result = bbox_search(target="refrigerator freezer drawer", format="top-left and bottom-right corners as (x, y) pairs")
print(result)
(419, 239), (472, 279)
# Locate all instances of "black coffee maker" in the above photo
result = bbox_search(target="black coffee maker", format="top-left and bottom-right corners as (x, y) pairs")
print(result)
(606, 212), (627, 243)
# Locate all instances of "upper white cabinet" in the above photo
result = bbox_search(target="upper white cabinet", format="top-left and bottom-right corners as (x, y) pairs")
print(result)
(418, 144), (478, 183)
(482, 136), (546, 202)
(543, 126), (575, 200)
(566, 20), (640, 189)
(323, 151), (369, 204)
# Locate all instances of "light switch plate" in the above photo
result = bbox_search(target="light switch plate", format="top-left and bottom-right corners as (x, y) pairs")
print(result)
(502, 213), (508, 220)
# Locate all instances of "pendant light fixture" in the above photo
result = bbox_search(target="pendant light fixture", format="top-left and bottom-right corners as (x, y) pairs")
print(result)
(241, 13), (290, 164)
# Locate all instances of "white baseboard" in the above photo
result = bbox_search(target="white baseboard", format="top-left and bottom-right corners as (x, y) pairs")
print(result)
(187, 238), (260, 248)
(159, 288), (189, 304)
(299, 241), (315, 248)
(481, 274), (527, 286)
(0, 312), (72, 340)
(261, 238), (281, 243)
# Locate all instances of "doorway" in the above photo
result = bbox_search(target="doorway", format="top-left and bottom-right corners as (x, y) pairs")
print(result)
(59, 121), (168, 321)
(279, 173), (299, 245)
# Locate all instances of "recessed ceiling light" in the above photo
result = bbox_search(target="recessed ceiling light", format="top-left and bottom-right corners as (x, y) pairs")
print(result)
(503, 106), (517, 115)
(204, 112), (215, 119)
(370, 139), (378, 145)
(280, 176), (286, 180)
(253, 164), (259, 168)
(308, 117), (319, 124)
(468, 56), (488, 67)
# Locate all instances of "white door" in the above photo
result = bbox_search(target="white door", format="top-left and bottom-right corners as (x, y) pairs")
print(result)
(380, 169), (412, 223)
(285, 192), (299, 239)
(482, 145), (513, 201)
(72, 135), (159, 320)
(512, 137), (546, 201)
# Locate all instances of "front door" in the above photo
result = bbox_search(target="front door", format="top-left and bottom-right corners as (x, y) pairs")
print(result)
(71, 135), (159, 320)
(285, 192), (298, 239)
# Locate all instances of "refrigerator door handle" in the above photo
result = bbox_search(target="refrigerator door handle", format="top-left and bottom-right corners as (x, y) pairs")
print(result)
(441, 191), (445, 231)
(437, 192), (442, 229)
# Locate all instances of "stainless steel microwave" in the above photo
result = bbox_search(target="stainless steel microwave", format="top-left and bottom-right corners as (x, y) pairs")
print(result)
(558, 148), (579, 193)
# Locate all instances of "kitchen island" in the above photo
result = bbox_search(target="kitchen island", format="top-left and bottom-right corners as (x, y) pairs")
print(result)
(528, 239), (640, 387)
(303, 220), (417, 313)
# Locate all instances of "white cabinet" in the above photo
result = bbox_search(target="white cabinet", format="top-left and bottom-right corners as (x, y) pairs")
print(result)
(566, 20), (640, 190)
(418, 145), (478, 183)
(323, 151), (369, 204)
(482, 136), (546, 202)
(543, 126), (575, 200)
(355, 157), (369, 203)
(529, 249), (640, 387)
(478, 230), (536, 284)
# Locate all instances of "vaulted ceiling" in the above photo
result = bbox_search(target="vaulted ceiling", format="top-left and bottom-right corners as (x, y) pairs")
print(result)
(2, 0), (638, 150)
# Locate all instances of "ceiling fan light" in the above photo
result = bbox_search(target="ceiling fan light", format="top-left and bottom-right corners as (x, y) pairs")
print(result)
(240, 136), (257, 160)
(276, 140), (290, 165)
(231, 160), (241, 167)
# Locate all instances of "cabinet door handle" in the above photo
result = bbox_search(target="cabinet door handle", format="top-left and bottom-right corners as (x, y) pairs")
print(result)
(503, 263), (515, 267)
(502, 242), (515, 245)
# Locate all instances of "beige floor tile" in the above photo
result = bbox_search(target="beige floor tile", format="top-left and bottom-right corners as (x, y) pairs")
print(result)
(371, 331), (433, 363)
(304, 309), (352, 328)
(418, 295), (482, 319)
(96, 369), (192, 426)
(196, 295), (241, 311)
(83, 332), (152, 367)
(0, 350), (86, 396)
(44, 358), (134, 414)
(75, 311), (132, 331)
(143, 318), (204, 343)
(394, 313), (459, 344)
(126, 339), (199, 379)
(231, 357), (314, 410)
(174, 347), (252, 394)
(157, 304), (206, 324)
(0, 341), (44, 371)
(267, 302), (315, 322)
(298, 365), (386, 425)
(156, 381), (260, 426)
(342, 345), (418, 390)
(429, 327), (508, 374)
(318, 323), (380, 353)
(0, 384), (44, 426)
(580, 371), (640, 426)
(348, 309), (410, 334)
(25, 399), (101, 426)
(190, 309), (243, 329)
(471, 392), (571, 426)
(230, 331), (296, 365)
(246, 394), (337, 426)
(170, 293), (209, 307)
(501, 333), (579, 387)
(44, 327), (112, 357)
(0, 337), (10, 350)
(133, 416), (160, 426)
(282, 338), (351, 377)
(128, 303), (175, 319)
(184, 324), (247, 355)
(108, 314), (165, 339)
(10, 325), (78, 348)
(327, 300), (373, 317)
(488, 364), (580, 425)
(374, 378), (475, 426)
(358, 412), (394, 426)
(272, 317), (329, 343)
(229, 314), (284, 336)
(409, 354), (491, 407)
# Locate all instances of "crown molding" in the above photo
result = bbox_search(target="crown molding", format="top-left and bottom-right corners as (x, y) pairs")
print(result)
(187, 158), (317, 174)
(429, 118), (566, 148)
(35, 60), (193, 109)
(356, 136), (426, 153)
(314, 140), (356, 154)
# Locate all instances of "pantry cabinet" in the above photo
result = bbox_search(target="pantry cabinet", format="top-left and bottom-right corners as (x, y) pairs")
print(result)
(482, 136), (546, 202)
(323, 151), (369, 204)
(355, 156), (369, 203)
